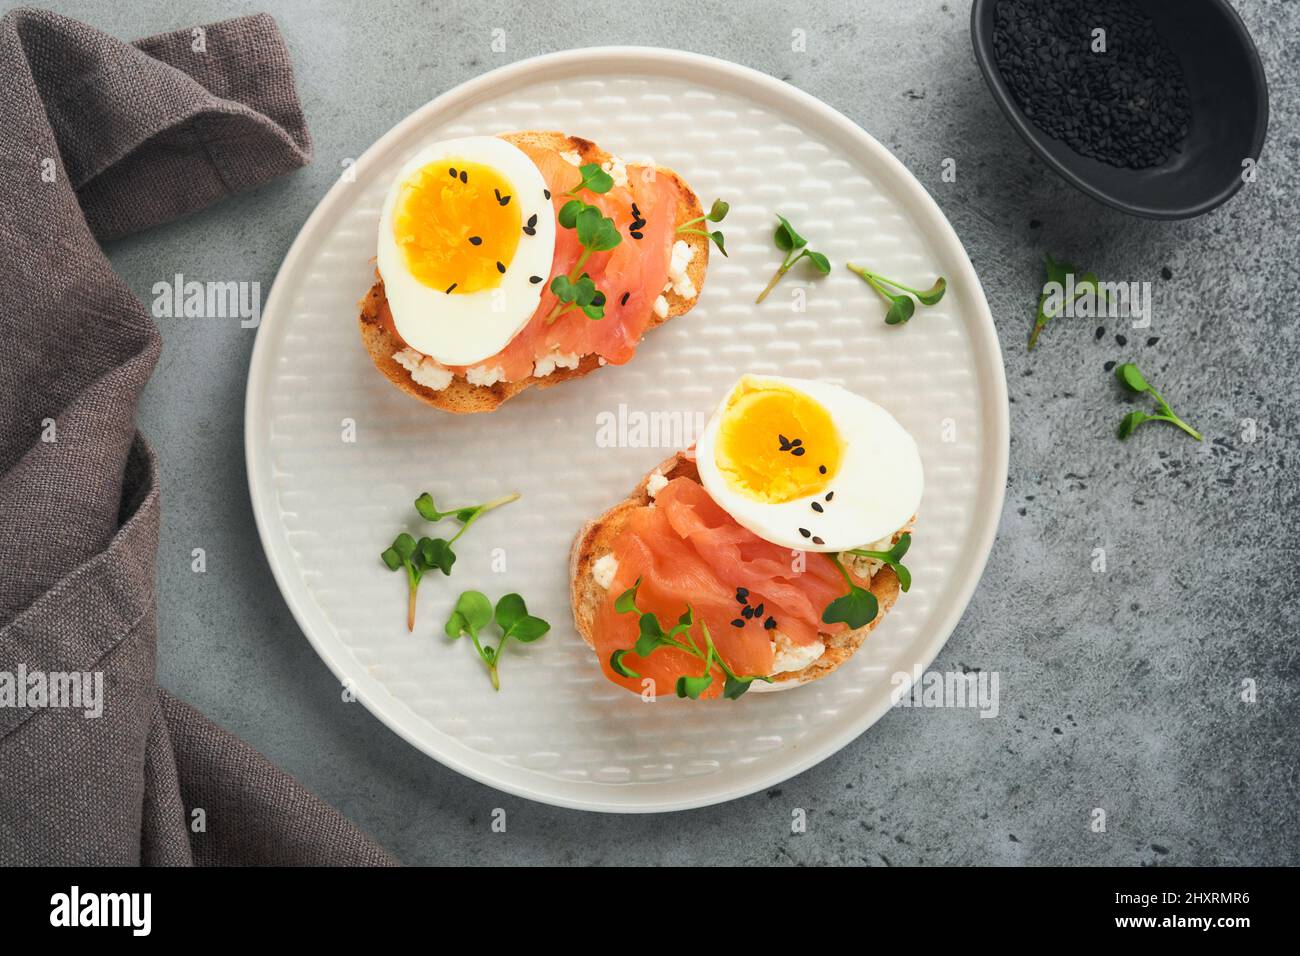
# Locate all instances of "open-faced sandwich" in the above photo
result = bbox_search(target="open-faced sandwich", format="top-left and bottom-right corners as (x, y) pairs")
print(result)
(359, 132), (719, 412)
(571, 374), (923, 699)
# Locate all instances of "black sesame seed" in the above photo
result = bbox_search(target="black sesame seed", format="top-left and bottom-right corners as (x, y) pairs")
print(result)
(753, 603), (764, 617)
(811, 501), (824, 513)
(459, 170), (467, 183)
(1116, 334), (1128, 347)
(445, 283), (457, 294)
(469, 236), (482, 246)
(1147, 336), (1160, 346)
(543, 188), (551, 199)
(1095, 326), (1105, 340)
(1160, 266), (1173, 280)
(1104, 360), (1116, 372)
(496, 261), (506, 274)
(819, 465), (827, 475)
(812, 536), (824, 545)
(736, 587), (749, 601)
(523, 226), (536, 236)
(798, 528), (811, 539)
(630, 231), (643, 240)
(790, 438), (802, 447)
(825, 491), (834, 501)
(448, 167), (457, 178)
(632, 202), (641, 217)
(742, 605), (755, 619)
(763, 616), (777, 630)
(529, 275), (543, 284)
(791, 447), (806, 457)
(620, 291), (630, 306)
(527, 213), (538, 228)
(731, 618), (745, 628)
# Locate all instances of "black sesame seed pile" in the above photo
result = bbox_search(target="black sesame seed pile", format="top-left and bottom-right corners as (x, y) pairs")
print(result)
(629, 202), (646, 240)
(732, 587), (777, 631)
(777, 433), (806, 457)
(992, 0), (1190, 169)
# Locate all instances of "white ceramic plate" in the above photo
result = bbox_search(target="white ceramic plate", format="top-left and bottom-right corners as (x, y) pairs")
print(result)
(245, 48), (1008, 812)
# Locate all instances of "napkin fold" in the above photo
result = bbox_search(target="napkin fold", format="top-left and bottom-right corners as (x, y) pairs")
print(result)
(0, 8), (394, 866)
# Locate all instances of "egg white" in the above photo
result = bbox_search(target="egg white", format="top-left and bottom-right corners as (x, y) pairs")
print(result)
(696, 375), (923, 552)
(376, 135), (555, 367)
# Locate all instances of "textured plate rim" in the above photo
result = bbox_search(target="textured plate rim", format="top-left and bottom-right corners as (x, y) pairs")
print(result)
(244, 46), (1010, 813)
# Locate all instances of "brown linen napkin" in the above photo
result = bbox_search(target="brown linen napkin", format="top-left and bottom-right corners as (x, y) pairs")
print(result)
(0, 8), (395, 866)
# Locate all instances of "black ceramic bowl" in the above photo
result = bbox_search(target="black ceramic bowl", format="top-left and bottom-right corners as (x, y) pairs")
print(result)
(971, 0), (1269, 220)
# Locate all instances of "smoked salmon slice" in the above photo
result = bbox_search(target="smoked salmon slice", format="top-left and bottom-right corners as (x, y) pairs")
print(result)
(592, 477), (849, 699)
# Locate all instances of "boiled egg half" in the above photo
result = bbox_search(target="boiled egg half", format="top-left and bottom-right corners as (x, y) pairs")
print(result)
(695, 375), (923, 552)
(376, 136), (556, 367)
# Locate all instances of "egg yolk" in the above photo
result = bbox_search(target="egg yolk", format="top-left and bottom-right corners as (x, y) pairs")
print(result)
(392, 159), (522, 295)
(713, 380), (842, 503)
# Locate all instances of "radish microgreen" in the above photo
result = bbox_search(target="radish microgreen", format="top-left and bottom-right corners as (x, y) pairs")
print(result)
(1114, 362), (1202, 442)
(821, 537), (913, 630)
(1029, 253), (1104, 350)
(380, 492), (519, 630)
(755, 214), (831, 304)
(565, 162), (614, 197)
(545, 176), (623, 324)
(846, 533), (913, 592)
(445, 591), (550, 690)
(611, 578), (773, 700)
(848, 264), (946, 325)
(675, 198), (730, 256)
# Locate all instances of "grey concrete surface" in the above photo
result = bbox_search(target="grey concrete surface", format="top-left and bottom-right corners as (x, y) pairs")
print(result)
(15, 0), (1297, 865)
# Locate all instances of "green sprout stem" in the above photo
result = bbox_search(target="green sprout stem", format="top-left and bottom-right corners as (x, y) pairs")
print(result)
(848, 264), (919, 298)
(450, 493), (520, 544)
(756, 254), (798, 304)
(1145, 389), (1203, 441)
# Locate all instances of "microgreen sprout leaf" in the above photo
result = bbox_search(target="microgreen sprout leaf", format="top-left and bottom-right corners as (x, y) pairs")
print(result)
(566, 162), (614, 196)
(886, 295), (915, 326)
(773, 214), (806, 252)
(1115, 362), (1149, 393)
(756, 214), (831, 304)
(822, 586), (879, 629)
(445, 590), (492, 640)
(614, 578), (642, 614)
(610, 649), (640, 679)
(1111, 363), (1202, 442)
(676, 672), (713, 700)
(558, 199), (584, 229)
(494, 592), (527, 633)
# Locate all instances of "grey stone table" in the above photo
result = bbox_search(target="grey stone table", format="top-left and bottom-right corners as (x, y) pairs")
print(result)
(27, 0), (1298, 865)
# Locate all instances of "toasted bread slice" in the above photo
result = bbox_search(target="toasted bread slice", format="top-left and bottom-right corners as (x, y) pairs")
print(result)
(569, 452), (908, 690)
(359, 131), (709, 414)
